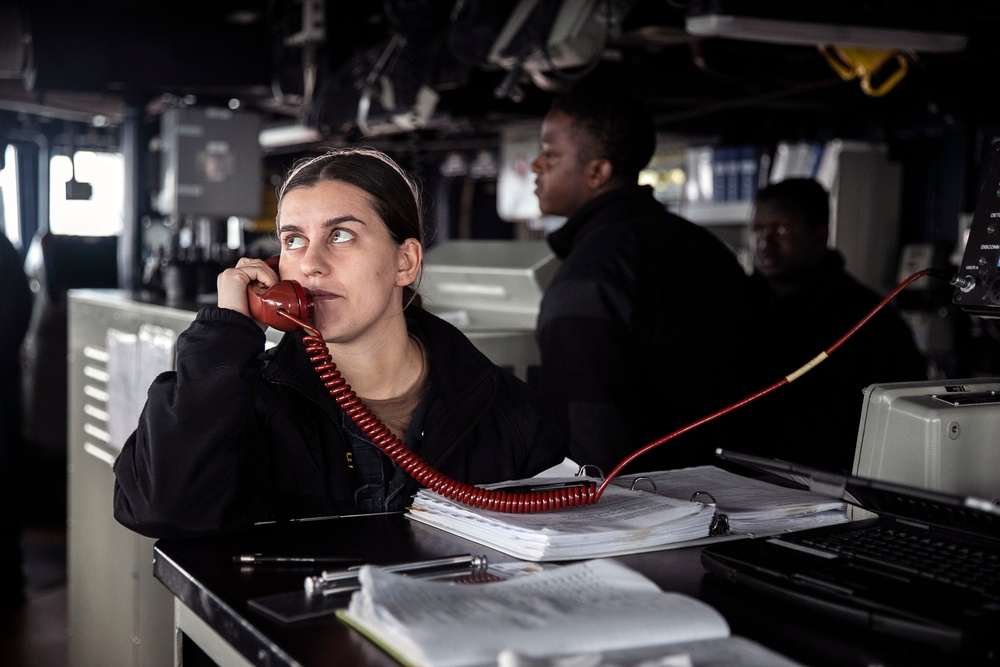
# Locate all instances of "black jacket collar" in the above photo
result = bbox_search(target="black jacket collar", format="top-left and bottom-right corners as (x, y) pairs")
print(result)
(546, 185), (665, 259)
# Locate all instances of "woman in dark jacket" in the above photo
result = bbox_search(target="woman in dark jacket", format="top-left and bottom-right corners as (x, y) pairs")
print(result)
(113, 147), (565, 539)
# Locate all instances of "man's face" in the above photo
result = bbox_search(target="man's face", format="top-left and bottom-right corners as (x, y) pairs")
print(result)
(530, 109), (597, 218)
(750, 201), (828, 280)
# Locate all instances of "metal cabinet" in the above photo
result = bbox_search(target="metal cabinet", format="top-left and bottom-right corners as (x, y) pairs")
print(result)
(67, 290), (200, 667)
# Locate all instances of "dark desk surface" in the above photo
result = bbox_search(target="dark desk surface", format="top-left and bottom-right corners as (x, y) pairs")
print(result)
(153, 512), (961, 667)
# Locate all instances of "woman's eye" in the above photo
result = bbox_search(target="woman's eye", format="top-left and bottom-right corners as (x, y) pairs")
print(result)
(283, 236), (306, 250)
(331, 229), (355, 243)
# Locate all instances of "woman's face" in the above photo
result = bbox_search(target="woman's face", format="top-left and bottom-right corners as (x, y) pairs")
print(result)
(276, 180), (419, 343)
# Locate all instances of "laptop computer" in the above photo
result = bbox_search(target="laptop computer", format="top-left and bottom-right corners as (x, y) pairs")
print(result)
(700, 448), (1000, 659)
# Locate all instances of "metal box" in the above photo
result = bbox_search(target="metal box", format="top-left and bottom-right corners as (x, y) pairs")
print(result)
(421, 240), (558, 331)
(420, 240), (558, 381)
(852, 378), (1000, 501)
(157, 106), (262, 218)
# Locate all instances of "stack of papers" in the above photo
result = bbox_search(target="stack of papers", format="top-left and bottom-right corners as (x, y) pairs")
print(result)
(408, 481), (714, 561)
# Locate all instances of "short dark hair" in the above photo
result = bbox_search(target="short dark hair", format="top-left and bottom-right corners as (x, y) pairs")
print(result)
(550, 79), (655, 183)
(754, 178), (830, 228)
(277, 147), (424, 307)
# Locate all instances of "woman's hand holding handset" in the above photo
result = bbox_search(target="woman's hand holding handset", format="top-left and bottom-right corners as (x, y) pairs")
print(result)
(218, 257), (280, 331)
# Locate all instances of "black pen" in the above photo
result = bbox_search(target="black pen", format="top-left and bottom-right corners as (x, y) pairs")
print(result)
(234, 554), (362, 565)
(499, 480), (592, 494)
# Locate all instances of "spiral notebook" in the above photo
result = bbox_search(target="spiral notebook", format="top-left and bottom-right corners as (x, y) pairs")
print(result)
(700, 449), (1000, 659)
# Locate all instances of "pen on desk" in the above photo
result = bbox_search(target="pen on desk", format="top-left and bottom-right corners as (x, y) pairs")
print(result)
(304, 554), (488, 596)
(234, 554), (362, 565)
(312, 566), (487, 597)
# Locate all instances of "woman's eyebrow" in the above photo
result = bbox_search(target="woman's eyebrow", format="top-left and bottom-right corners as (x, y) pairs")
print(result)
(278, 215), (367, 234)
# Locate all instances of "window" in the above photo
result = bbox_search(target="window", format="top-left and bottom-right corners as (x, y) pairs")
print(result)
(49, 150), (124, 236)
(0, 143), (19, 245)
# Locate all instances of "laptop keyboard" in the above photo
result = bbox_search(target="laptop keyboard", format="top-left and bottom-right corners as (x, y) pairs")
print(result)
(786, 524), (1000, 598)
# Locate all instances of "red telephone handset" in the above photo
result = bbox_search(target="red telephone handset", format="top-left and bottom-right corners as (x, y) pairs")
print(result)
(246, 256), (314, 332)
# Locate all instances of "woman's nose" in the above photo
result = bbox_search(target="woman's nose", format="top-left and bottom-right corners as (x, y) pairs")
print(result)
(299, 245), (329, 275)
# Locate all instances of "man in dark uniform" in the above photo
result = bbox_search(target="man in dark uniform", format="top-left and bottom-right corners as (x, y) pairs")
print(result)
(531, 77), (753, 475)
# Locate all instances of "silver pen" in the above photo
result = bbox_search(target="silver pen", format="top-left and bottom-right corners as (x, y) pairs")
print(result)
(303, 554), (488, 596)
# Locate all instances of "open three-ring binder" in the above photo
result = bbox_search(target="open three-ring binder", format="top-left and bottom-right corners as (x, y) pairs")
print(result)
(406, 464), (849, 562)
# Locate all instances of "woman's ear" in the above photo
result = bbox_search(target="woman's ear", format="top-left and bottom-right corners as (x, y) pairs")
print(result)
(396, 238), (423, 286)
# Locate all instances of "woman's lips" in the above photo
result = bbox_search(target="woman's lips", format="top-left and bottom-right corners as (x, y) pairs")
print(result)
(306, 289), (337, 303)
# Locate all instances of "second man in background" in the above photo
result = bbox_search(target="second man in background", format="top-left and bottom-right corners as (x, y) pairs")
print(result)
(739, 177), (927, 472)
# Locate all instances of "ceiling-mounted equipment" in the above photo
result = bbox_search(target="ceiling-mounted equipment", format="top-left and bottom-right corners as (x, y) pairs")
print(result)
(488, 0), (636, 98)
(283, 0), (326, 108)
(685, 0), (968, 53)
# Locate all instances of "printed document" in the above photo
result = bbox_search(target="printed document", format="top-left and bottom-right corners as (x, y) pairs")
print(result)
(337, 558), (804, 667)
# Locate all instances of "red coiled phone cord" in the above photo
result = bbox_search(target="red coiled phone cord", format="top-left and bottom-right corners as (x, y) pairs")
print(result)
(279, 314), (600, 513)
(276, 267), (933, 512)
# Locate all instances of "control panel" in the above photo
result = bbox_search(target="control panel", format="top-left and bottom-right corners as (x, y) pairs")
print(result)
(954, 141), (1000, 319)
